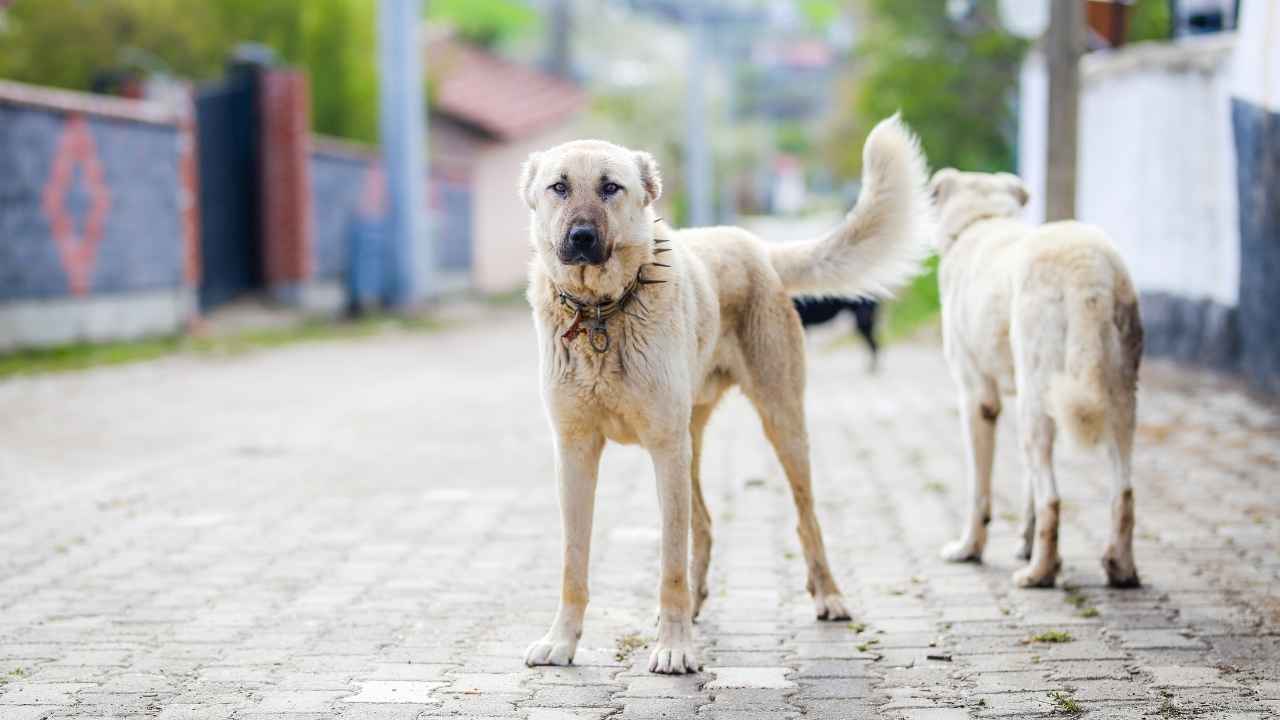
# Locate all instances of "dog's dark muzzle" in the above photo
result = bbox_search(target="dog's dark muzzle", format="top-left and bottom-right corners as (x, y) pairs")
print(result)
(558, 224), (608, 265)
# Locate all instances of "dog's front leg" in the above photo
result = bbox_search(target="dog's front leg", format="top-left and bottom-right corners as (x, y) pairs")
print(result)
(525, 432), (604, 667)
(647, 432), (700, 674)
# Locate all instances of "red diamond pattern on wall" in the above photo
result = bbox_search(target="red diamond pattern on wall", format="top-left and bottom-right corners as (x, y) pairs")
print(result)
(42, 113), (111, 296)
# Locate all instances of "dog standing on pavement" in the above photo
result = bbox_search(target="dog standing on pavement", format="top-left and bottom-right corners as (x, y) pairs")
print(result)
(519, 116), (933, 674)
(793, 297), (881, 371)
(930, 169), (1143, 589)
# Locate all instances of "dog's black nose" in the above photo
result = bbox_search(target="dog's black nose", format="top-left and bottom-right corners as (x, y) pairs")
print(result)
(569, 225), (598, 250)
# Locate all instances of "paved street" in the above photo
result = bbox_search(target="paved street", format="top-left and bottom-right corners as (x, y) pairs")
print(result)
(1, 309), (1277, 719)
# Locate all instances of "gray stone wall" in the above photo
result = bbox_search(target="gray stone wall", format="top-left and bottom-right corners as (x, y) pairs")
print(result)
(309, 147), (374, 283)
(0, 105), (185, 301)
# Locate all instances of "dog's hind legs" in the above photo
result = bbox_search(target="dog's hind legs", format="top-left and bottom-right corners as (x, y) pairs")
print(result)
(941, 381), (999, 563)
(1102, 394), (1140, 588)
(1012, 402), (1061, 589)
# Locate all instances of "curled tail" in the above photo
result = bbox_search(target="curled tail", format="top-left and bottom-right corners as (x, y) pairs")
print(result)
(1049, 290), (1112, 447)
(768, 114), (934, 297)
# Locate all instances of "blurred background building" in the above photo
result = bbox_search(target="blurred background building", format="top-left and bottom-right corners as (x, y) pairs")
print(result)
(0, 0), (1275, 395)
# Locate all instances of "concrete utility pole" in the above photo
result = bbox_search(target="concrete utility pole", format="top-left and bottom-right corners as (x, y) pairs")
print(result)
(378, 0), (432, 306)
(545, 0), (573, 79)
(684, 0), (714, 227)
(1044, 0), (1085, 221)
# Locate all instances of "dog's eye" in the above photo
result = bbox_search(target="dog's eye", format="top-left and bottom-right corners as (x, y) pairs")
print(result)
(550, 182), (569, 196)
(601, 182), (622, 197)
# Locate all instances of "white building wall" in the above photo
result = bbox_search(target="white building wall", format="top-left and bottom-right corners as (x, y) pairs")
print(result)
(1018, 35), (1240, 306)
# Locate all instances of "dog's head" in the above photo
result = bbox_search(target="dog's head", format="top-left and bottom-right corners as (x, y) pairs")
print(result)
(520, 140), (662, 295)
(929, 169), (1028, 252)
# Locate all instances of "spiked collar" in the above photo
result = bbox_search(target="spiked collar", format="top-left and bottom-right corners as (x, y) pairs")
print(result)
(556, 231), (670, 354)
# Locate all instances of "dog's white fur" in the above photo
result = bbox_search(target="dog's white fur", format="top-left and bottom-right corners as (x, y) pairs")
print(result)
(520, 117), (933, 674)
(931, 169), (1144, 589)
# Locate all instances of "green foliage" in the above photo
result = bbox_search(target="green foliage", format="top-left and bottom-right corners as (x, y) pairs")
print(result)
(0, 0), (378, 141)
(799, 0), (842, 31)
(427, 0), (539, 48)
(828, 0), (1027, 179)
(1128, 0), (1173, 43)
(883, 255), (941, 341)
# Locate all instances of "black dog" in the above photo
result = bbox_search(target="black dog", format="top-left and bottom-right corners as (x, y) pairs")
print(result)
(792, 297), (880, 371)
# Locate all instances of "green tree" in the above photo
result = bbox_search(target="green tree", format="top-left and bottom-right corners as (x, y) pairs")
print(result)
(1128, 0), (1173, 43)
(826, 0), (1027, 179)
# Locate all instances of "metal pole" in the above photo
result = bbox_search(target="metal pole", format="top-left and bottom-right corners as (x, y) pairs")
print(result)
(1044, 0), (1084, 222)
(685, 0), (713, 227)
(378, 0), (431, 307)
(545, 0), (573, 79)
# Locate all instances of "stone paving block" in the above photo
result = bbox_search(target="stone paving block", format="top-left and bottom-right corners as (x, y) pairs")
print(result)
(704, 667), (793, 690)
(155, 704), (240, 719)
(1070, 679), (1154, 702)
(1116, 629), (1209, 650)
(1146, 665), (1242, 688)
(526, 684), (620, 708)
(257, 690), (354, 711)
(443, 673), (527, 695)
(617, 696), (707, 718)
(792, 660), (875, 679)
(0, 707), (59, 720)
(786, 698), (878, 719)
(793, 677), (874, 699)
(0, 682), (97, 705)
(701, 688), (794, 711)
(971, 671), (1061, 694)
(526, 709), (616, 720)
(897, 709), (970, 720)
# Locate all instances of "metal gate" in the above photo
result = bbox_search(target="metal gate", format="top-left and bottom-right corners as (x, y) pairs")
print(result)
(195, 65), (261, 310)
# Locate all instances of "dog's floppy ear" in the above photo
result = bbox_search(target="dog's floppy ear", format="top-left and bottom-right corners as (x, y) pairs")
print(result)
(999, 172), (1030, 207)
(929, 168), (960, 204)
(634, 151), (662, 205)
(518, 152), (542, 209)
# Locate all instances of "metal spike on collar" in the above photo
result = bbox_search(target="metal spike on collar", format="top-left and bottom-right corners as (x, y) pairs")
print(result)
(648, 262), (671, 268)
(653, 238), (669, 244)
(639, 278), (667, 285)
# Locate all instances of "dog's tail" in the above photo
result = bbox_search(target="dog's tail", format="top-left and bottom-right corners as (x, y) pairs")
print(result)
(1048, 288), (1113, 448)
(768, 114), (934, 297)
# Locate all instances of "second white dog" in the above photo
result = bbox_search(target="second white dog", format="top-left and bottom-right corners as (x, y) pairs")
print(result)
(931, 169), (1144, 589)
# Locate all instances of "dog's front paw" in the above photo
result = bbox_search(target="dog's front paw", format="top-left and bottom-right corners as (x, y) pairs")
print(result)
(524, 635), (577, 667)
(649, 617), (700, 674)
(814, 593), (852, 621)
(940, 538), (983, 563)
(648, 641), (699, 674)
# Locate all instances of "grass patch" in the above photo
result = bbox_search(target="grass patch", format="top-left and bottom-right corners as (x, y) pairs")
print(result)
(614, 632), (649, 662)
(1047, 691), (1083, 714)
(1028, 630), (1074, 644)
(0, 314), (440, 380)
(883, 254), (940, 341)
(847, 622), (866, 634)
(1079, 607), (1099, 618)
(922, 481), (947, 494)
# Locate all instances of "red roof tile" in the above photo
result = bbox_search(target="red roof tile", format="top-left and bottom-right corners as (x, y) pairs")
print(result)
(428, 40), (586, 141)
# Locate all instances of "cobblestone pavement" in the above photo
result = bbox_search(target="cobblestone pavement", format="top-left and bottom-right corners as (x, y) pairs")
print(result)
(1, 310), (1277, 719)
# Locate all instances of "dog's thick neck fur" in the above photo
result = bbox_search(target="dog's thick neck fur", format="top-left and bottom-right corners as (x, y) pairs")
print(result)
(936, 199), (1021, 255)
